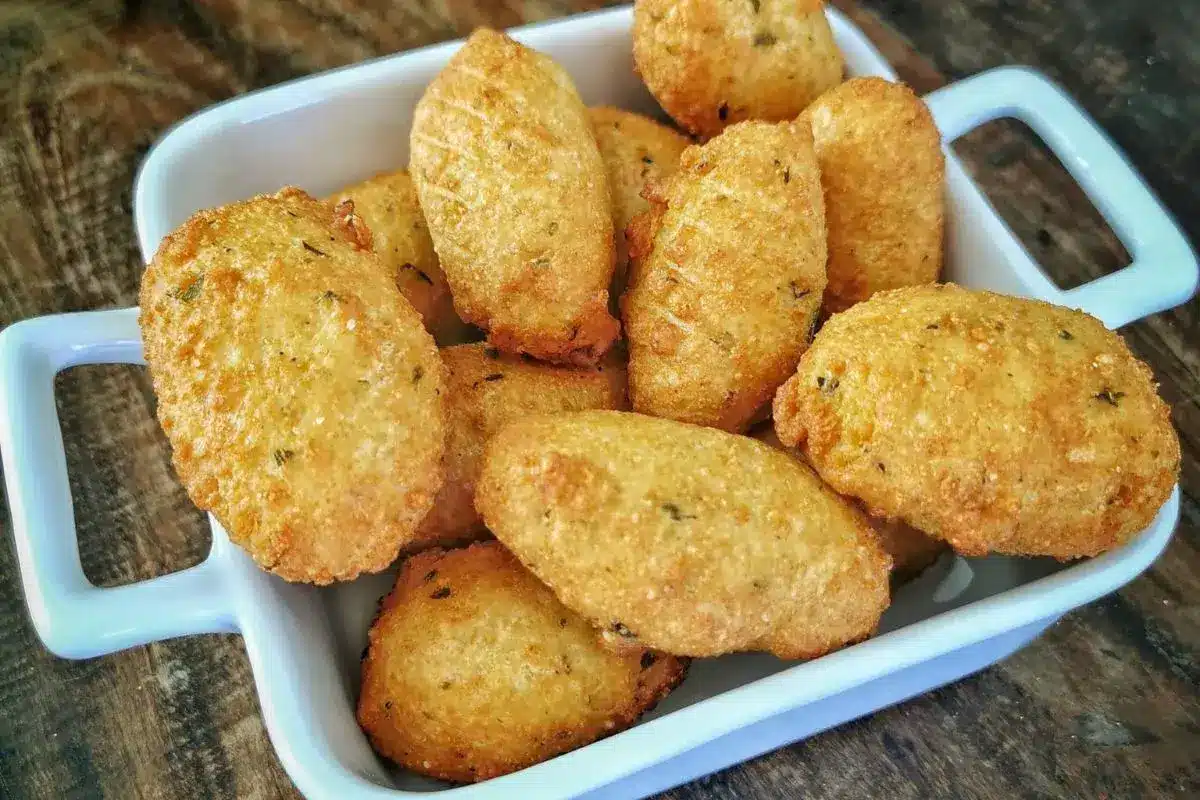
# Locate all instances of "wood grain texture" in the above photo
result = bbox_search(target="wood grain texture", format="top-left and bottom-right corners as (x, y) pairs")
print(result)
(0, 1), (1196, 798)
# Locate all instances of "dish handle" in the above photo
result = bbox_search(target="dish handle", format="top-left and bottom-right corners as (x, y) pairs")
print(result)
(0, 308), (236, 659)
(925, 66), (1199, 328)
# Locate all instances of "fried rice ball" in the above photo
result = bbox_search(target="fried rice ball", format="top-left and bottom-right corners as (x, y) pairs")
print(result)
(633, 0), (844, 138)
(751, 424), (946, 579)
(415, 343), (629, 547)
(476, 411), (890, 658)
(357, 542), (687, 783)
(774, 285), (1181, 559)
(325, 169), (471, 344)
(801, 77), (945, 315)
(623, 120), (826, 432)
(410, 28), (619, 366)
(589, 107), (690, 300)
(139, 187), (445, 584)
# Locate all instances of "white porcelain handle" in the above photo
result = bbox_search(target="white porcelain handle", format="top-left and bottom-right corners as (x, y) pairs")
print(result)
(925, 66), (1199, 329)
(0, 308), (236, 659)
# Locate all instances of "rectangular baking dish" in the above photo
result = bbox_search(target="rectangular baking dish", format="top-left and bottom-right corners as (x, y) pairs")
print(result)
(1, 6), (1196, 799)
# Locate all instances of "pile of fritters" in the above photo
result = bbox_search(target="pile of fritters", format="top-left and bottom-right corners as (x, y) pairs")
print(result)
(138, 0), (1181, 784)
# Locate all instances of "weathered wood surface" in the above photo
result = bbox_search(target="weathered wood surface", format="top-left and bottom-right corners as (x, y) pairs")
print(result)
(0, 1), (1196, 797)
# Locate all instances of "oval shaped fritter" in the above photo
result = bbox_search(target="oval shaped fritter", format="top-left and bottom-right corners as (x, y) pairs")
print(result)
(589, 106), (690, 300)
(633, 0), (844, 138)
(801, 77), (945, 315)
(773, 285), (1181, 559)
(357, 542), (687, 783)
(476, 411), (890, 658)
(623, 120), (826, 432)
(751, 424), (946, 580)
(325, 169), (470, 344)
(139, 187), (446, 584)
(410, 28), (619, 365)
(415, 343), (629, 547)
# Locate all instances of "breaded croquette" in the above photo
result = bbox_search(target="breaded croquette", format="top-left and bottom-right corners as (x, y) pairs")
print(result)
(870, 515), (948, 581)
(415, 343), (629, 547)
(325, 169), (471, 344)
(801, 77), (945, 315)
(751, 424), (946, 579)
(476, 411), (890, 658)
(139, 187), (446, 584)
(633, 0), (843, 138)
(357, 542), (687, 783)
(589, 107), (690, 300)
(623, 120), (826, 432)
(774, 285), (1181, 559)
(410, 28), (619, 366)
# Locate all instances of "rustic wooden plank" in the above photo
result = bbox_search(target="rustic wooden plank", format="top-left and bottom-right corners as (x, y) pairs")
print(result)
(0, 1), (1195, 799)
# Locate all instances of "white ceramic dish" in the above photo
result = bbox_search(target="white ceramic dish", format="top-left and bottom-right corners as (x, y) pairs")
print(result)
(1, 6), (1196, 799)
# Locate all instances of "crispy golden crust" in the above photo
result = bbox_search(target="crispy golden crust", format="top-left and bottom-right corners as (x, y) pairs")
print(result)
(633, 0), (843, 138)
(801, 77), (945, 315)
(589, 107), (690, 301)
(751, 424), (945, 580)
(476, 411), (890, 658)
(414, 344), (629, 547)
(410, 28), (619, 365)
(139, 187), (446, 584)
(325, 169), (471, 344)
(623, 121), (826, 432)
(357, 542), (687, 783)
(773, 285), (1181, 559)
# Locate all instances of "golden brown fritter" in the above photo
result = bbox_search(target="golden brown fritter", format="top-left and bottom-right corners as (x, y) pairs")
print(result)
(801, 77), (945, 315)
(415, 343), (629, 547)
(139, 187), (445, 584)
(410, 28), (618, 366)
(623, 120), (826, 432)
(476, 411), (890, 658)
(774, 285), (1181, 559)
(357, 542), (687, 783)
(870, 515), (947, 581)
(751, 424), (945, 580)
(589, 107), (690, 300)
(325, 169), (471, 344)
(633, 0), (843, 138)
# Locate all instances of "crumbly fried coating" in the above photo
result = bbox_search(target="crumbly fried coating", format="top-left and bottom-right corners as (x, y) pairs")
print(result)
(751, 424), (945, 579)
(633, 0), (843, 138)
(801, 77), (945, 315)
(773, 285), (1181, 559)
(623, 120), (826, 432)
(410, 28), (618, 365)
(476, 411), (890, 658)
(415, 343), (629, 547)
(325, 169), (471, 344)
(139, 187), (446, 584)
(589, 107), (690, 301)
(357, 542), (687, 783)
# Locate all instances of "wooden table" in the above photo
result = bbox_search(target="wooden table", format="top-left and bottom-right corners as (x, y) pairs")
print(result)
(0, 1), (1196, 797)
